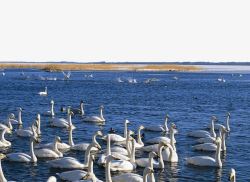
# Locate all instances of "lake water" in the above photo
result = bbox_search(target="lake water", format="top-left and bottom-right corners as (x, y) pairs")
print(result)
(0, 69), (249, 181)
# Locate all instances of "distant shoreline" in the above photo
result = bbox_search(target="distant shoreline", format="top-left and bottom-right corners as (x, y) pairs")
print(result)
(0, 63), (200, 72)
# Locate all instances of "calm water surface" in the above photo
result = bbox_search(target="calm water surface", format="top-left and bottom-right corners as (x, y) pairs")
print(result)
(0, 70), (249, 181)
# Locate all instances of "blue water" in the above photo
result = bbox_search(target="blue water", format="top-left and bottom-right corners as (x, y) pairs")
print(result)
(0, 70), (249, 181)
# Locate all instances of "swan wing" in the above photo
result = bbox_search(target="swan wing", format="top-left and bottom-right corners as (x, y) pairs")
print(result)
(57, 170), (87, 181)
(142, 144), (158, 152)
(71, 143), (98, 151)
(146, 137), (170, 144)
(196, 137), (215, 144)
(186, 156), (216, 167)
(145, 125), (164, 132)
(48, 157), (85, 169)
(7, 153), (31, 162)
(83, 116), (104, 122)
(110, 160), (134, 172)
(192, 143), (217, 151)
(35, 148), (59, 158)
(187, 130), (211, 138)
(16, 129), (32, 137)
(112, 173), (143, 182)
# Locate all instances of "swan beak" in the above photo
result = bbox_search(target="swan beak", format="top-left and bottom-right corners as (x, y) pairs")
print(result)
(96, 144), (102, 150)
(0, 153), (6, 160)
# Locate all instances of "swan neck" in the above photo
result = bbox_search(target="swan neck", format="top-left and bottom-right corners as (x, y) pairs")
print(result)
(137, 128), (143, 145)
(0, 130), (6, 142)
(88, 157), (94, 174)
(84, 144), (93, 166)
(37, 118), (41, 135)
(215, 140), (222, 167)
(143, 169), (149, 182)
(100, 108), (104, 119)
(149, 155), (154, 169)
(129, 140), (135, 163)
(164, 118), (169, 132)
(124, 123), (127, 138)
(226, 115), (230, 131)
(8, 118), (13, 130)
(0, 160), (7, 182)
(68, 113), (72, 126)
(170, 129), (176, 151)
(105, 159), (112, 182)
(68, 127), (74, 147)
(80, 103), (84, 115)
(158, 146), (164, 168)
(210, 119), (216, 138)
(18, 110), (22, 125)
(51, 103), (55, 116)
(221, 131), (226, 151)
(107, 135), (111, 155)
(126, 133), (131, 157)
(30, 140), (37, 162)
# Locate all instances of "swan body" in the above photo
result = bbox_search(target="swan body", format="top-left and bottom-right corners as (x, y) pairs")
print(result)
(35, 142), (70, 151)
(48, 143), (100, 169)
(35, 136), (63, 158)
(186, 137), (222, 168)
(50, 109), (75, 129)
(82, 105), (105, 122)
(15, 127), (33, 137)
(7, 136), (38, 163)
(193, 126), (228, 152)
(145, 115), (169, 132)
(57, 154), (101, 182)
(187, 116), (217, 138)
(196, 136), (215, 144)
(70, 130), (102, 152)
(103, 120), (130, 142)
(142, 144), (159, 153)
(47, 176), (57, 182)
(39, 86), (47, 96)
(145, 136), (171, 144)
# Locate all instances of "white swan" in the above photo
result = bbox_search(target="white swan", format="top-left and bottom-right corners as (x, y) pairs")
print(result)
(56, 154), (101, 182)
(192, 126), (228, 152)
(103, 120), (130, 142)
(0, 114), (14, 131)
(48, 142), (101, 169)
(110, 138), (136, 172)
(105, 155), (154, 182)
(136, 141), (167, 169)
(35, 135), (70, 151)
(0, 154), (9, 182)
(145, 115), (170, 132)
(7, 108), (23, 125)
(82, 105), (105, 122)
(71, 100), (85, 116)
(50, 108), (75, 129)
(15, 122), (38, 138)
(71, 130), (103, 151)
(0, 128), (12, 147)
(145, 123), (177, 145)
(186, 137), (223, 168)
(35, 136), (63, 158)
(162, 124), (178, 162)
(112, 167), (154, 182)
(6, 135), (38, 163)
(187, 116), (217, 138)
(229, 168), (236, 182)
(98, 134), (130, 166)
(39, 86), (47, 96)
(43, 100), (55, 117)
(207, 112), (231, 131)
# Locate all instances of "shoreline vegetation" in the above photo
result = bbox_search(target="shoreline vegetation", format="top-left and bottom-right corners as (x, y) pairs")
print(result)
(0, 63), (200, 72)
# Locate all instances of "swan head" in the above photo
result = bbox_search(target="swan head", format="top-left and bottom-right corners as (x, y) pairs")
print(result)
(171, 123), (177, 129)
(227, 112), (231, 117)
(125, 119), (130, 124)
(50, 100), (54, 104)
(165, 114), (169, 120)
(0, 153), (6, 160)
(214, 137), (222, 145)
(229, 168), (236, 181)
(139, 125), (145, 130)
(55, 136), (62, 143)
(8, 113), (15, 119)
(36, 114), (41, 120)
(18, 107), (22, 111)
(96, 130), (103, 137)
(100, 105), (104, 109)
(211, 116), (218, 122)
(4, 128), (12, 134)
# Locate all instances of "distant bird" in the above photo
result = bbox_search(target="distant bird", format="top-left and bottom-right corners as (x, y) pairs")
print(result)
(38, 87), (48, 96)
(62, 71), (71, 80)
